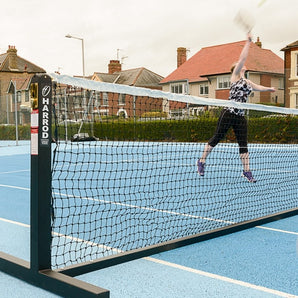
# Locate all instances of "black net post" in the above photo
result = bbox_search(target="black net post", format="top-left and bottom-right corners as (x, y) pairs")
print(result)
(30, 74), (52, 272)
(0, 74), (110, 297)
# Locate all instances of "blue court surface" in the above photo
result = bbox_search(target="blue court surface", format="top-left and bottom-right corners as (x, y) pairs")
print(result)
(0, 141), (297, 298)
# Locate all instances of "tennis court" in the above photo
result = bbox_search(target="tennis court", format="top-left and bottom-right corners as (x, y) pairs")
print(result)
(0, 141), (297, 297)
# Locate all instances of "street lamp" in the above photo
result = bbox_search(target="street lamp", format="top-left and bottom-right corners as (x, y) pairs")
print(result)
(65, 34), (85, 78)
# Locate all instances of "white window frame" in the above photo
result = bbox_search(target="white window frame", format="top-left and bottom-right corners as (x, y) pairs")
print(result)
(290, 51), (298, 79)
(118, 93), (126, 105)
(25, 90), (29, 102)
(170, 82), (187, 94)
(102, 92), (108, 106)
(17, 91), (21, 103)
(217, 75), (231, 89)
(94, 92), (100, 108)
(199, 83), (209, 95)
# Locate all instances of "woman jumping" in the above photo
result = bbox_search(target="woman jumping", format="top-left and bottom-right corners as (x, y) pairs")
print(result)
(197, 32), (275, 182)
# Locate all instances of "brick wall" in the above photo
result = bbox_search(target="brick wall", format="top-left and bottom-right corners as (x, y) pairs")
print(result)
(177, 47), (187, 68)
(215, 89), (230, 100)
(108, 60), (121, 74)
(259, 74), (271, 103)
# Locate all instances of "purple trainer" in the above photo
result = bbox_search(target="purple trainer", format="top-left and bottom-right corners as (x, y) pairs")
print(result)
(197, 160), (205, 176)
(242, 171), (256, 183)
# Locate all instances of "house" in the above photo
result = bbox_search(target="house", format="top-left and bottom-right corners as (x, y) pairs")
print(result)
(53, 60), (166, 126)
(92, 60), (163, 89)
(0, 46), (46, 124)
(281, 41), (298, 109)
(160, 38), (284, 107)
(90, 60), (164, 118)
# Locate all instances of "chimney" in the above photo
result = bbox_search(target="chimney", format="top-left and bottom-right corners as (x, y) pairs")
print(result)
(108, 60), (121, 74)
(7, 45), (18, 70)
(255, 37), (262, 48)
(177, 47), (187, 68)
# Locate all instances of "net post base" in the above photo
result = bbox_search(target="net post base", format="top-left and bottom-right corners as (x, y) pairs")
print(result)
(0, 252), (110, 298)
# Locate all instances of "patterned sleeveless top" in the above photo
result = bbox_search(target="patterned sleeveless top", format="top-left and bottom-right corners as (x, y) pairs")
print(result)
(227, 77), (252, 116)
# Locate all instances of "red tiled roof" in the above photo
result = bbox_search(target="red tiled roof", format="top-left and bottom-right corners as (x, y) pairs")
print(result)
(160, 40), (284, 84)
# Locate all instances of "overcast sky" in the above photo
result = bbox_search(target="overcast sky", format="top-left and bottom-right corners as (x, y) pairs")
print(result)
(0, 0), (297, 77)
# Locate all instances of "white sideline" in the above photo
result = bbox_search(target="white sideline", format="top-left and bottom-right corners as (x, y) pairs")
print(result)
(1, 216), (297, 297)
(145, 257), (298, 298)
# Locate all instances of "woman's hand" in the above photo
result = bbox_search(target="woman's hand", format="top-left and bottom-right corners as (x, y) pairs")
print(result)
(268, 87), (276, 92)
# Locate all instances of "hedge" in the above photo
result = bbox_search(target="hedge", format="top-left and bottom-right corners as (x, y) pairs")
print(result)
(1, 116), (297, 144)
(0, 125), (30, 140)
(92, 115), (298, 144)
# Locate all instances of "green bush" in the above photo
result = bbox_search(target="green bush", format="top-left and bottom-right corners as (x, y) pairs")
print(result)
(0, 125), (30, 140)
(92, 116), (298, 144)
(1, 116), (297, 144)
(248, 115), (297, 143)
(141, 111), (168, 118)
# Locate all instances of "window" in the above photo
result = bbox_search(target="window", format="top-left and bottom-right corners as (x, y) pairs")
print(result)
(199, 84), (209, 95)
(296, 54), (298, 77)
(119, 93), (126, 105)
(217, 76), (231, 89)
(244, 71), (249, 79)
(171, 83), (187, 94)
(102, 92), (108, 106)
(279, 78), (284, 90)
(296, 94), (298, 109)
(25, 90), (29, 102)
(17, 91), (21, 103)
(94, 92), (100, 108)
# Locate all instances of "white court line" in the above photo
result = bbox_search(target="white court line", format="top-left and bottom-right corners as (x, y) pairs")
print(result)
(1, 216), (297, 297)
(55, 191), (298, 231)
(0, 217), (29, 228)
(2, 184), (228, 225)
(53, 231), (121, 254)
(0, 169), (29, 175)
(0, 184), (30, 191)
(1, 183), (297, 235)
(0, 217), (119, 255)
(55, 191), (234, 225)
(256, 226), (298, 235)
(144, 257), (298, 298)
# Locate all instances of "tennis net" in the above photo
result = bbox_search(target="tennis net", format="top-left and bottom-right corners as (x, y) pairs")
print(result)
(50, 73), (298, 270)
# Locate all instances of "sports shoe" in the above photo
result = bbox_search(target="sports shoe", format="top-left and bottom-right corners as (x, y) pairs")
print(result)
(197, 160), (205, 176)
(242, 171), (256, 183)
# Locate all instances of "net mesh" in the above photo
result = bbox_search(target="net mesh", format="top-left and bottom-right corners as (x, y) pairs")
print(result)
(50, 74), (298, 269)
